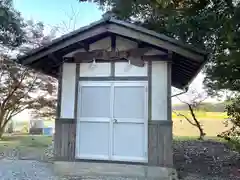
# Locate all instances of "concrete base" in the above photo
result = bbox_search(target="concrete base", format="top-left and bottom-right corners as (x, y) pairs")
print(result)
(53, 161), (178, 180)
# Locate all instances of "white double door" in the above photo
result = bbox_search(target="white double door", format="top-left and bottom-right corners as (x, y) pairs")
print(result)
(76, 81), (148, 162)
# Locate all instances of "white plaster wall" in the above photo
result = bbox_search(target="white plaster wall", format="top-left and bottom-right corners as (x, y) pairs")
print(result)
(115, 62), (147, 76)
(151, 61), (168, 121)
(60, 63), (76, 118)
(90, 37), (111, 51)
(116, 36), (137, 51)
(115, 36), (147, 76)
(79, 37), (112, 77)
(80, 63), (111, 77)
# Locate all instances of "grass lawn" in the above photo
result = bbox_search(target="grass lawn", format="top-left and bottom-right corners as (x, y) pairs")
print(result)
(172, 111), (230, 137)
(0, 134), (52, 159)
(0, 134), (52, 148)
(173, 136), (226, 142)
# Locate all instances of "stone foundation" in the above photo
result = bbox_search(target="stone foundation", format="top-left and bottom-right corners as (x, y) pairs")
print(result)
(53, 161), (178, 180)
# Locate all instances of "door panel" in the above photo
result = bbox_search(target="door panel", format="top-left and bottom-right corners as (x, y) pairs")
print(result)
(76, 83), (111, 160)
(113, 123), (145, 159)
(112, 84), (147, 162)
(113, 86), (145, 119)
(78, 122), (109, 159)
(80, 86), (111, 118)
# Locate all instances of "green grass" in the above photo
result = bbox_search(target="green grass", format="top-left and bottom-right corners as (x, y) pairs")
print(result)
(173, 136), (227, 142)
(172, 111), (228, 120)
(0, 134), (52, 157)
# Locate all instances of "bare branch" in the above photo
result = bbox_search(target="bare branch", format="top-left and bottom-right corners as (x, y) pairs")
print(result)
(0, 68), (27, 110)
(4, 74), (38, 111)
(9, 105), (29, 119)
(176, 96), (190, 105)
(173, 110), (197, 126)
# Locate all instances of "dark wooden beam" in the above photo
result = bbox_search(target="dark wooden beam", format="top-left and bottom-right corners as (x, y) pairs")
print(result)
(111, 34), (116, 50)
(71, 55), (170, 63)
(48, 53), (59, 65)
(168, 50), (173, 60)
(172, 72), (190, 86)
(73, 48), (150, 61)
(111, 34), (116, 76)
(172, 63), (196, 74)
(80, 42), (89, 51)
(79, 76), (148, 81)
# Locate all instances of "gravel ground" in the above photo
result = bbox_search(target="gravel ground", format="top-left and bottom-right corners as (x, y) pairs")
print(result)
(173, 140), (240, 180)
(0, 159), (162, 180)
(0, 159), (237, 180)
(0, 159), (60, 180)
(0, 158), (238, 180)
(0, 139), (239, 180)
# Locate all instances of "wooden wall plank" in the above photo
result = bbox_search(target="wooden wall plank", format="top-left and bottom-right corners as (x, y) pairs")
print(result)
(148, 121), (173, 167)
(54, 120), (76, 161)
(148, 122), (158, 165)
(60, 124), (65, 157)
(54, 120), (62, 159)
(70, 123), (77, 160)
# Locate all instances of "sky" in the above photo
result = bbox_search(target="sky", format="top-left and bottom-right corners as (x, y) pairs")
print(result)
(12, 0), (213, 107)
(13, 0), (103, 32)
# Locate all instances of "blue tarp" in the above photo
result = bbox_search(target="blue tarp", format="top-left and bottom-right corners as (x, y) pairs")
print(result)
(43, 127), (53, 136)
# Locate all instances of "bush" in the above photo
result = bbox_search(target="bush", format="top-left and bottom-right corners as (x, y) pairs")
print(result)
(219, 95), (240, 151)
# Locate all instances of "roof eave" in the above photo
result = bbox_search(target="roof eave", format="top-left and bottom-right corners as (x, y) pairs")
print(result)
(18, 17), (207, 64)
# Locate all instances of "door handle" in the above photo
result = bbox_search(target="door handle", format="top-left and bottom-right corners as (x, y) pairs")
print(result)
(113, 119), (118, 123)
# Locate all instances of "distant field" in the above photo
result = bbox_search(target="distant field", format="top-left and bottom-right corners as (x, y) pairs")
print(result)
(172, 110), (228, 120)
(172, 111), (229, 137)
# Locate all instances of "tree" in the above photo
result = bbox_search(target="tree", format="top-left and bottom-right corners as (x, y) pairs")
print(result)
(173, 89), (208, 140)
(80, 0), (240, 95)
(218, 95), (240, 150)
(0, 0), (25, 49)
(55, 5), (81, 35)
(0, 1), (57, 137)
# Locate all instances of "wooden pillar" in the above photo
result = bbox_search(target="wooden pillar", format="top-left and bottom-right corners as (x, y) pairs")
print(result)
(54, 64), (63, 159)
(55, 119), (76, 160)
(148, 60), (173, 167)
(54, 63), (79, 161)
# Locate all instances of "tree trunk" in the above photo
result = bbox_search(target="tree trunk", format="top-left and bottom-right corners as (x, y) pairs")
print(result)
(188, 104), (206, 140)
(0, 127), (4, 139)
(198, 127), (206, 140)
(0, 116), (9, 139)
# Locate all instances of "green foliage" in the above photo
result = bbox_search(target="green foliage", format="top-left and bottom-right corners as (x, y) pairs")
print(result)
(0, 0), (25, 49)
(219, 95), (240, 151)
(80, 0), (240, 96)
